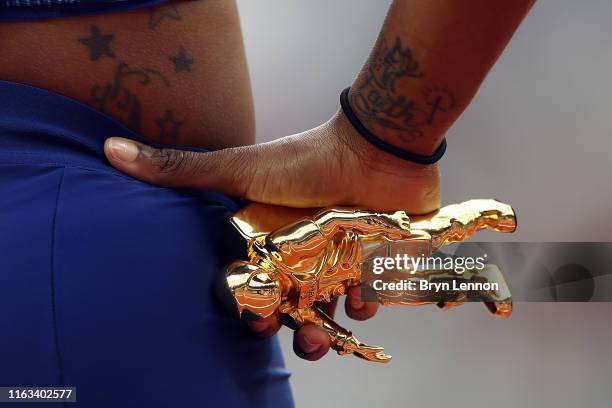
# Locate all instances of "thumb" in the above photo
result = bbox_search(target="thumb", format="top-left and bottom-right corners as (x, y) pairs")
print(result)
(104, 137), (260, 196)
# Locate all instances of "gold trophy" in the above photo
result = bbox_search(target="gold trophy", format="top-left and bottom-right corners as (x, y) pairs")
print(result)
(219, 199), (516, 363)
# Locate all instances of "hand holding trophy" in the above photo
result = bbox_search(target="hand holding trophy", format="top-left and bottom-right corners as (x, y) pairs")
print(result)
(219, 199), (517, 363)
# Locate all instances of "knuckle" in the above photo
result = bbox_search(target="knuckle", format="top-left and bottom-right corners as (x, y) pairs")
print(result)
(223, 148), (258, 196)
(198, 146), (258, 197)
(150, 148), (193, 175)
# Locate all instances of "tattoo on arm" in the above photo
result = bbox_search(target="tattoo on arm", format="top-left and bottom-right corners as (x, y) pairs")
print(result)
(350, 36), (455, 143)
(423, 86), (455, 125)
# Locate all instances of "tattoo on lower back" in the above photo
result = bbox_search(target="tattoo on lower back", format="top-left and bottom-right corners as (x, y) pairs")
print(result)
(148, 4), (183, 30)
(169, 46), (195, 73)
(88, 62), (171, 134)
(79, 25), (116, 61)
(79, 17), (188, 140)
(350, 36), (455, 143)
(154, 109), (184, 140)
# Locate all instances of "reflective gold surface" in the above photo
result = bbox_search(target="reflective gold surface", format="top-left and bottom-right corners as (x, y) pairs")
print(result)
(223, 199), (517, 363)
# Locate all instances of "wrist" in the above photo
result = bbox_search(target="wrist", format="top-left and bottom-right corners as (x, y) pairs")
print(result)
(331, 109), (441, 173)
(346, 86), (448, 157)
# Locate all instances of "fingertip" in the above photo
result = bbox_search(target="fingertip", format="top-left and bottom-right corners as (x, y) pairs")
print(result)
(246, 314), (281, 338)
(293, 325), (331, 361)
(104, 136), (141, 164)
(347, 286), (365, 310)
(346, 286), (379, 321)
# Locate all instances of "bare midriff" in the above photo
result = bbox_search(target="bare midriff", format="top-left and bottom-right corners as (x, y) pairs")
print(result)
(0, 0), (255, 149)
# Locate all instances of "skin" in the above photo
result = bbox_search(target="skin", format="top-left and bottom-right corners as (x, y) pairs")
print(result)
(0, 0), (254, 149)
(2, 0), (535, 361)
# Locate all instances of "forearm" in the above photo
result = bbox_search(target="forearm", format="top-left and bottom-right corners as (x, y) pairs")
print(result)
(349, 0), (535, 155)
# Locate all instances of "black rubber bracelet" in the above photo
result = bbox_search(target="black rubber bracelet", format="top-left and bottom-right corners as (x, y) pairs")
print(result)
(340, 87), (446, 165)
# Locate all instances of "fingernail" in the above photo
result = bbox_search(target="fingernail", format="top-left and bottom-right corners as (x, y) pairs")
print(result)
(248, 320), (269, 334)
(349, 296), (365, 310)
(107, 138), (139, 163)
(300, 335), (321, 354)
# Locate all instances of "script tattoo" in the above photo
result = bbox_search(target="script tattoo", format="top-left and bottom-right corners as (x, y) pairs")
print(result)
(350, 36), (455, 143)
(87, 62), (171, 134)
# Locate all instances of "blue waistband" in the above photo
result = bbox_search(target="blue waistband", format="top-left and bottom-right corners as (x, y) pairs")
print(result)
(0, 79), (158, 173)
(0, 79), (244, 208)
(0, 0), (167, 21)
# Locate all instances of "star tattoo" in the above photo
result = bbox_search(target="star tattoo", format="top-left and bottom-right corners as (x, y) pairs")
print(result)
(79, 25), (116, 61)
(169, 47), (195, 73)
(148, 5), (182, 30)
(154, 109), (183, 140)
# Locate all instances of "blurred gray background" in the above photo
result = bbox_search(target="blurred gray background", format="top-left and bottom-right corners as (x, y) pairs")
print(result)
(237, 0), (612, 406)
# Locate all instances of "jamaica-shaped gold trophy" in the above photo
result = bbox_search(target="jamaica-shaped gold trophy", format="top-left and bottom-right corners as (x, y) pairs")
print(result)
(218, 199), (516, 363)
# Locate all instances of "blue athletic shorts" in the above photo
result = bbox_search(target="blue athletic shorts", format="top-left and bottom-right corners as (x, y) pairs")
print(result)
(0, 80), (294, 407)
